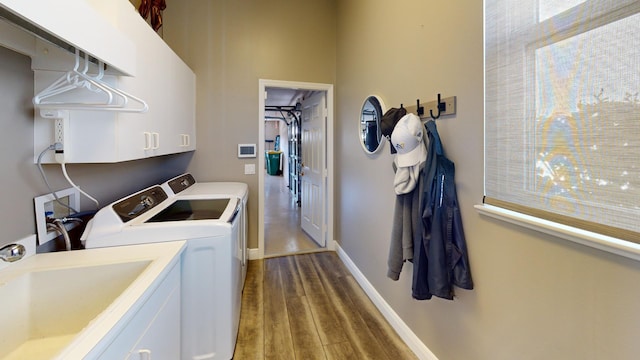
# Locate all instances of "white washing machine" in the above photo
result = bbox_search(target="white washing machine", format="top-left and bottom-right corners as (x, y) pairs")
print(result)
(81, 175), (248, 360)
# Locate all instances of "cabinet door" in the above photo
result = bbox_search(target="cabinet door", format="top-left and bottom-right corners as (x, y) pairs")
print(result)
(117, 6), (195, 158)
(127, 285), (181, 360)
(166, 69), (196, 153)
(95, 264), (180, 359)
(116, 7), (163, 160)
(165, 57), (196, 154)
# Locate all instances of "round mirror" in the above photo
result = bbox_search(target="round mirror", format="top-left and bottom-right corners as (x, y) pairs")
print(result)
(359, 95), (386, 154)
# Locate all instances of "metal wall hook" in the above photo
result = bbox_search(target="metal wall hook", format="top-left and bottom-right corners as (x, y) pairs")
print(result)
(430, 93), (446, 120)
(399, 94), (456, 120)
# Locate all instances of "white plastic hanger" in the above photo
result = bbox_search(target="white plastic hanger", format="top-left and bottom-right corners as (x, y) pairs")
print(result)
(33, 50), (148, 113)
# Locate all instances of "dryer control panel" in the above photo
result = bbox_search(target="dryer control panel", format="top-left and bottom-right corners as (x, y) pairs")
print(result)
(113, 186), (169, 223)
(167, 173), (196, 195)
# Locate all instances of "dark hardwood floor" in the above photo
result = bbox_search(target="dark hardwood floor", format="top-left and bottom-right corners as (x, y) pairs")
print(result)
(233, 252), (417, 360)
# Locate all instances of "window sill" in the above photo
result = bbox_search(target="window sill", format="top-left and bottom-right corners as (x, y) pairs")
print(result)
(474, 204), (640, 262)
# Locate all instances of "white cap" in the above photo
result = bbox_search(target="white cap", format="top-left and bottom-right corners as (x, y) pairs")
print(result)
(391, 113), (425, 167)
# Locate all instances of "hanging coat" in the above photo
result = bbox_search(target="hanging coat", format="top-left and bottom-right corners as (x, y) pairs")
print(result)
(412, 120), (473, 300)
(387, 161), (425, 281)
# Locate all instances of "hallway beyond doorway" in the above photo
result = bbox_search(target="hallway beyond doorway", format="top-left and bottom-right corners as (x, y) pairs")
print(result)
(258, 79), (334, 259)
(264, 171), (321, 257)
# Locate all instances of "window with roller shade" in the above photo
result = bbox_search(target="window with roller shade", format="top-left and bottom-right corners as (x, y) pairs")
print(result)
(484, 0), (640, 242)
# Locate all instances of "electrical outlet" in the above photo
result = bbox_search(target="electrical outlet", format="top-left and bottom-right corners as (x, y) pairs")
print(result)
(34, 188), (81, 245)
(244, 164), (256, 175)
(55, 118), (65, 144)
(41, 110), (69, 162)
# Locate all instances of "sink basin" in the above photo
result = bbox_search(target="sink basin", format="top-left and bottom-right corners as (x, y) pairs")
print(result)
(0, 261), (150, 359)
(0, 241), (185, 359)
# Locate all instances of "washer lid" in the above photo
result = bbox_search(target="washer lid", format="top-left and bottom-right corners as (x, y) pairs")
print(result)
(145, 198), (232, 222)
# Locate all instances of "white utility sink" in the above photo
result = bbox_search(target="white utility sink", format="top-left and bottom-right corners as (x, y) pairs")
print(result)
(0, 241), (185, 359)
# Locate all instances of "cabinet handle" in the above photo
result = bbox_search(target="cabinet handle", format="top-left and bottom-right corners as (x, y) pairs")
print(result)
(181, 134), (190, 147)
(144, 132), (152, 150)
(152, 132), (160, 149)
(138, 349), (151, 360)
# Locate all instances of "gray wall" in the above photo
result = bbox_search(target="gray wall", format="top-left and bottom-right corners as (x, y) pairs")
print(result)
(163, 0), (337, 249)
(335, 1), (640, 360)
(0, 46), (191, 246)
(162, 1), (640, 359)
(4, 2), (640, 359)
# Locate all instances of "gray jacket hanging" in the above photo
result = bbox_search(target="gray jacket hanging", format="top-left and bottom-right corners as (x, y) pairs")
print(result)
(387, 161), (425, 280)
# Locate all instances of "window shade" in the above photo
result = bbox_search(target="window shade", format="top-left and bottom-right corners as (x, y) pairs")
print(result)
(484, 0), (640, 242)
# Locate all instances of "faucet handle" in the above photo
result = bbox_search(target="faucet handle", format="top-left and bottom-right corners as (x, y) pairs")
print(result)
(0, 244), (26, 263)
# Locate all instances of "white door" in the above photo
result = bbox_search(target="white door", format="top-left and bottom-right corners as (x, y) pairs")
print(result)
(300, 91), (326, 246)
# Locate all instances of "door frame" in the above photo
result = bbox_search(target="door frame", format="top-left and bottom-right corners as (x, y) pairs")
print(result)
(257, 79), (334, 259)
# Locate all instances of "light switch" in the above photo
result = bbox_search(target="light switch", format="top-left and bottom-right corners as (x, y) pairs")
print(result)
(244, 164), (256, 175)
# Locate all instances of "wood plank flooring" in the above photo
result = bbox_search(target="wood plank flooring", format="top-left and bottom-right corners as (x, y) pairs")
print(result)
(233, 252), (417, 360)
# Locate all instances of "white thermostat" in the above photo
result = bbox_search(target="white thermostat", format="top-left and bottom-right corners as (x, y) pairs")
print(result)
(238, 144), (257, 158)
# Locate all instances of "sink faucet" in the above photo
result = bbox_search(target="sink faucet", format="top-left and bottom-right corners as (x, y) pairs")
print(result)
(0, 244), (26, 263)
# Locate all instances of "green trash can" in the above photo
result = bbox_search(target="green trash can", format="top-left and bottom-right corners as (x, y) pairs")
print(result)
(266, 151), (281, 175)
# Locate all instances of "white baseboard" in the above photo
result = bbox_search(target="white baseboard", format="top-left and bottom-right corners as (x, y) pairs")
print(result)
(335, 242), (438, 360)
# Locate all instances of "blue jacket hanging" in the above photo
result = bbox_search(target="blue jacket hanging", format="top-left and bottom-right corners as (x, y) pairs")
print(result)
(412, 120), (473, 300)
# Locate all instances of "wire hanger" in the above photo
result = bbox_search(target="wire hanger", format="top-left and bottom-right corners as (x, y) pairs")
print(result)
(33, 50), (148, 113)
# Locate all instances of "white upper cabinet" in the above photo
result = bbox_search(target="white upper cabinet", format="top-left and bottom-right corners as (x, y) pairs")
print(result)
(0, 0), (136, 76)
(27, 0), (196, 163)
(117, 5), (196, 159)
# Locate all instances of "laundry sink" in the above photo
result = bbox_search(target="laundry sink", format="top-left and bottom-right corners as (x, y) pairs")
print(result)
(0, 241), (185, 359)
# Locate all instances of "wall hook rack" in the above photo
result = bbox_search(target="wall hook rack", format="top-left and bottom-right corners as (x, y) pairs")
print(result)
(400, 94), (457, 120)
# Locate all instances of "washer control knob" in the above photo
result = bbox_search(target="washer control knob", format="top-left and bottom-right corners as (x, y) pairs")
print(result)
(128, 195), (155, 216)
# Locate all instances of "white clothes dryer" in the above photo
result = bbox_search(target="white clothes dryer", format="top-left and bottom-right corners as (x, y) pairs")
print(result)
(161, 173), (249, 284)
(81, 176), (248, 360)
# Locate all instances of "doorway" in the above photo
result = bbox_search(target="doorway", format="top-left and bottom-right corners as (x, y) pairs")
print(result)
(258, 79), (334, 259)
(263, 168), (319, 255)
